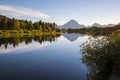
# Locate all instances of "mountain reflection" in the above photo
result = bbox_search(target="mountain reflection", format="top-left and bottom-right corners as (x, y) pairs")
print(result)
(62, 33), (84, 42)
(0, 34), (61, 49)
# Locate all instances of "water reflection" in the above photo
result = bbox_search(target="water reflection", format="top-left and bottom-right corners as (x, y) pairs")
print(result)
(0, 34), (61, 49)
(62, 33), (84, 42)
(0, 34), (61, 54)
(0, 42), (49, 54)
(0, 33), (88, 80)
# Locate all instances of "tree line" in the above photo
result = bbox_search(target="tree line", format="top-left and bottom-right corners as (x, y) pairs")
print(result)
(0, 15), (60, 32)
(63, 24), (120, 36)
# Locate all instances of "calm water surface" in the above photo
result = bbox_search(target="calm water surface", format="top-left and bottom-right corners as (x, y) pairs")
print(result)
(0, 33), (89, 80)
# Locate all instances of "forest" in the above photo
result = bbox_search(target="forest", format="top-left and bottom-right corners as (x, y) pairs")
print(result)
(0, 15), (61, 37)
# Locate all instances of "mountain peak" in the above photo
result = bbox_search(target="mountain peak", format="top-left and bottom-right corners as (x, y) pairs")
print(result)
(69, 19), (77, 22)
(59, 20), (85, 29)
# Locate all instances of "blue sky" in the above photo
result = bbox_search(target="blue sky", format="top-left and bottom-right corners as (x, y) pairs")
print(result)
(0, 0), (120, 26)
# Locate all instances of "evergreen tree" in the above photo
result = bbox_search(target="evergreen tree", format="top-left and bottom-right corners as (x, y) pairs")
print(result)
(2, 16), (8, 30)
(39, 25), (42, 32)
(28, 21), (34, 30)
(14, 19), (20, 30)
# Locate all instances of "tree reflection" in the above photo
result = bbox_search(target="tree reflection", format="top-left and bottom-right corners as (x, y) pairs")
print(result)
(81, 33), (120, 80)
(0, 34), (61, 49)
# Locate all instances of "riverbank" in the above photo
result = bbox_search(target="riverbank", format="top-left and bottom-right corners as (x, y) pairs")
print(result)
(0, 30), (62, 38)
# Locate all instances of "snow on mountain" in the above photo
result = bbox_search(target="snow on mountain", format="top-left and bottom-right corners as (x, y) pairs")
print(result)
(59, 20), (85, 29)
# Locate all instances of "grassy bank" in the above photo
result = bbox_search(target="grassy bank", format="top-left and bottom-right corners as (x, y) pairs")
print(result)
(0, 30), (62, 38)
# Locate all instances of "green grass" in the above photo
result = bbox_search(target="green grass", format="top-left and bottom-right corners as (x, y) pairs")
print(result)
(0, 30), (62, 38)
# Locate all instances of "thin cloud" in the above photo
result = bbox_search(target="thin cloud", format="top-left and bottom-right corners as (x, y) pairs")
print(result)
(0, 5), (50, 19)
(55, 21), (65, 26)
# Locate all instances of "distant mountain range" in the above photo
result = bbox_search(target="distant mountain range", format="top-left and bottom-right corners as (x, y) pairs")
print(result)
(92, 23), (115, 27)
(58, 20), (117, 29)
(59, 20), (85, 29)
